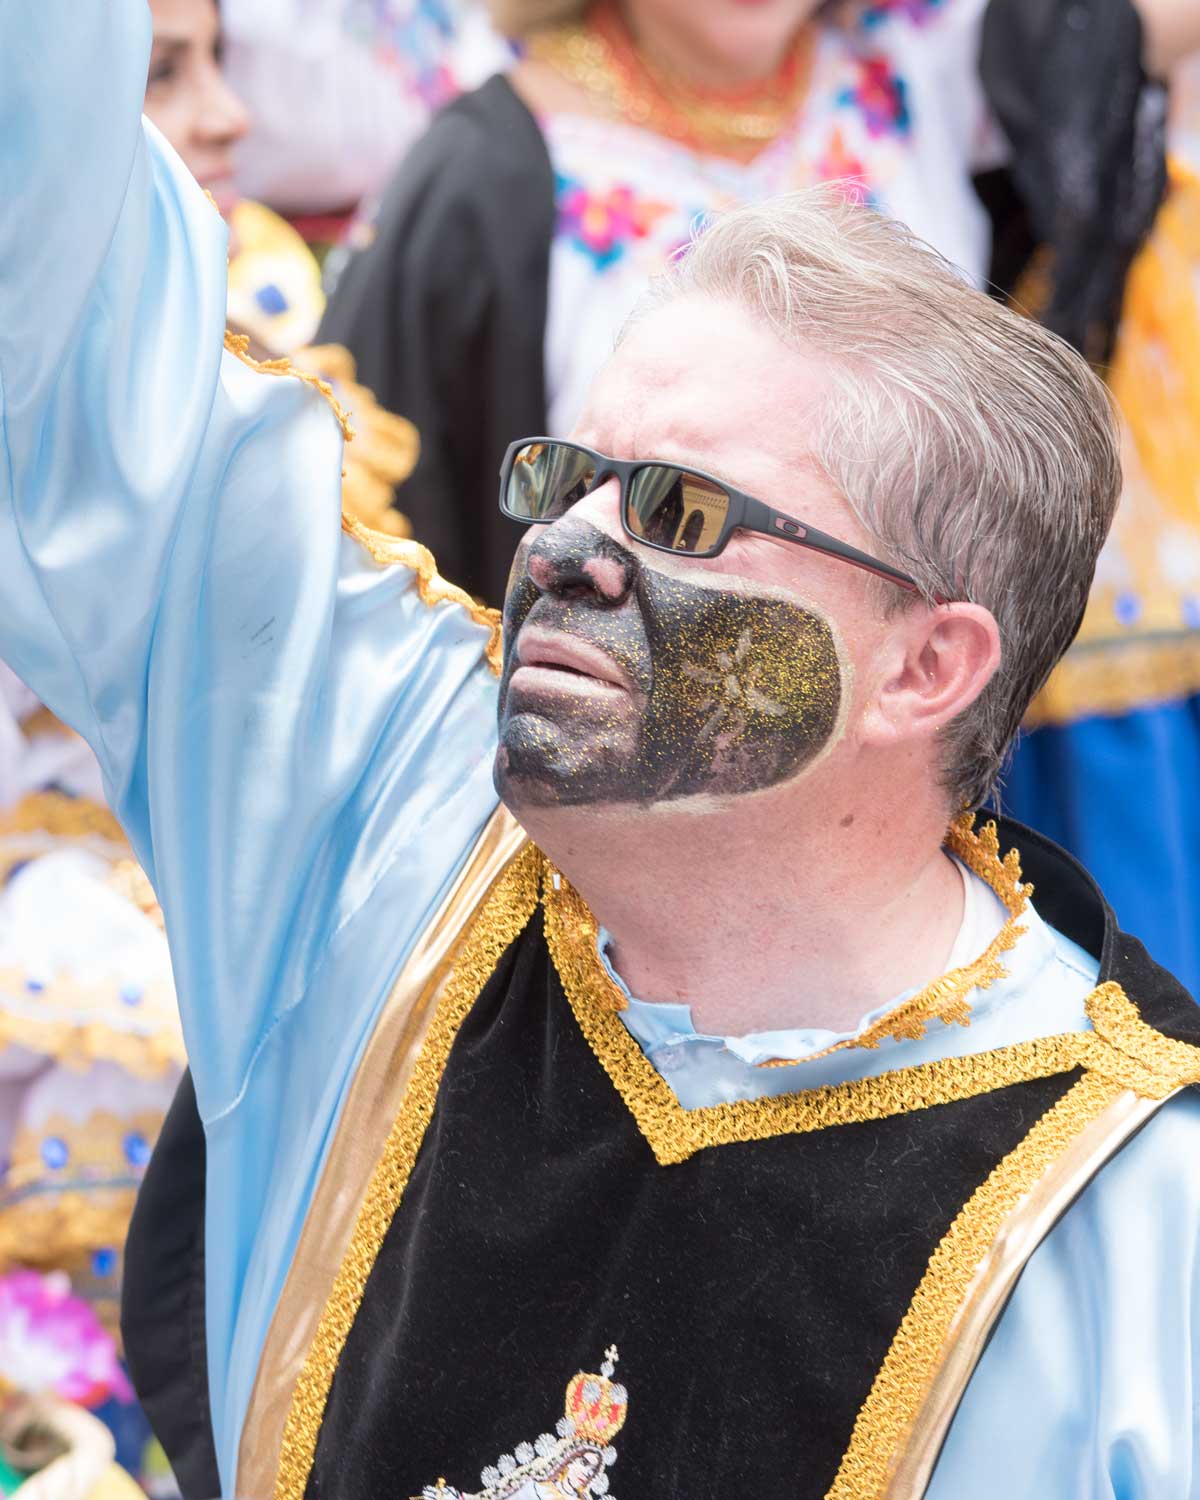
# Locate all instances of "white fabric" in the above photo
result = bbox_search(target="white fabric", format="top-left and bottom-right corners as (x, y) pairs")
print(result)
(223, 0), (509, 212)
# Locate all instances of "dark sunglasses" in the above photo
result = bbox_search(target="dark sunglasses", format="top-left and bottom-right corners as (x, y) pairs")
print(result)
(499, 438), (935, 600)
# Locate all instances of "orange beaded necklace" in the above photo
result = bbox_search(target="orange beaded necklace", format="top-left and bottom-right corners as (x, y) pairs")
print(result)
(528, 0), (816, 159)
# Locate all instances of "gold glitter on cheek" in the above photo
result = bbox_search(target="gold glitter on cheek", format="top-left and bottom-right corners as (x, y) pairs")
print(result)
(638, 574), (844, 800)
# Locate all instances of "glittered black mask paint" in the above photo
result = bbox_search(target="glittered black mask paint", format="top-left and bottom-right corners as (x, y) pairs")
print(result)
(496, 518), (843, 808)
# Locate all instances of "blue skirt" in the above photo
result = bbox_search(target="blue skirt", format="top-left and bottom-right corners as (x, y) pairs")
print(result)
(1000, 696), (1200, 999)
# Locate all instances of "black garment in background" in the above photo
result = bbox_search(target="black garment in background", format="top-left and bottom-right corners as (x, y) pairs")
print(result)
(121, 1069), (220, 1500)
(979, 0), (1167, 363)
(317, 75), (555, 607)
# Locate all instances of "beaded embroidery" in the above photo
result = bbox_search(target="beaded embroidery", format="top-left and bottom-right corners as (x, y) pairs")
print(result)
(413, 1347), (628, 1500)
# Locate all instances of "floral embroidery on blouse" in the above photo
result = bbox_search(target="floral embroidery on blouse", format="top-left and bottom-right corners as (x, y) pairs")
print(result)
(837, 55), (912, 139)
(859, 0), (948, 29)
(554, 172), (682, 271)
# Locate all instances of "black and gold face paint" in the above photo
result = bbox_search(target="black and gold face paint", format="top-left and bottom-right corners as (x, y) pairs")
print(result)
(496, 518), (843, 809)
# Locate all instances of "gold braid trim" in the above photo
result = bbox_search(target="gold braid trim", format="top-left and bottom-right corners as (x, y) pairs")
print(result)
(223, 331), (356, 443)
(340, 514), (503, 676)
(270, 838), (1200, 1500)
(222, 329), (502, 675)
(272, 844), (542, 1500)
(824, 1069), (1125, 1499)
(541, 858), (1092, 1167)
(1085, 981), (1200, 1096)
(759, 815), (1032, 1066)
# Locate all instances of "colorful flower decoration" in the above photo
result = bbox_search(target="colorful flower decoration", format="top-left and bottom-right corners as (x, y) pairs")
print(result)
(858, 0), (946, 28)
(555, 174), (674, 271)
(838, 56), (911, 139)
(814, 127), (877, 206)
(354, 0), (463, 111)
(0, 1270), (133, 1408)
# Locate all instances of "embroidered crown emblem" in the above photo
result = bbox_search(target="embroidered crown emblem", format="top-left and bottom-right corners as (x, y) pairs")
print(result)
(418, 1347), (628, 1499)
(563, 1346), (629, 1445)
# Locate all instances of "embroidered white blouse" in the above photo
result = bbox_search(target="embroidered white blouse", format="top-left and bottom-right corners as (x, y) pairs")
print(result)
(542, 0), (1004, 436)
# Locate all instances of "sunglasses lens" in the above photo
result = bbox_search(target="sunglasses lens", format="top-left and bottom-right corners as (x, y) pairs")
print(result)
(626, 466), (729, 554)
(504, 441), (597, 522)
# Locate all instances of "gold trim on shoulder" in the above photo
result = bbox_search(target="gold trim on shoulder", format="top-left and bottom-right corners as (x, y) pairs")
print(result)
(222, 328), (502, 672)
(256, 810), (535, 1500)
(760, 816), (1032, 1066)
(827, 987), (1200, 1498)
(341, 514), (503, 676)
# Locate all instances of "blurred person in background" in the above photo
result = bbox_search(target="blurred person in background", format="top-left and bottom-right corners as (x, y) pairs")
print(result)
(321, 0), (1200, 994)
(222, 0), (508, 237)
(1001, 45), (1200, 996)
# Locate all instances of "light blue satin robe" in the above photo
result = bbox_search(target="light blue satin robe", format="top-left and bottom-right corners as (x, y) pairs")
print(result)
(2, 5), (1198, 1495)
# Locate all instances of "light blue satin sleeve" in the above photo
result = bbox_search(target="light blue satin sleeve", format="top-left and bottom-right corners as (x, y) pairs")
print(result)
(930, 1088), (1200, 1498)
(0, 3), (501, 1488)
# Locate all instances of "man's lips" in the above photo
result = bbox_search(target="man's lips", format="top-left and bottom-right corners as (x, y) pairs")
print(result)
(511, 627), (635, 695)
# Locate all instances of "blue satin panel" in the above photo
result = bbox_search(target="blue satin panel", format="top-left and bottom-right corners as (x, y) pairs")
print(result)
(0, 5), (501, 1489)
(930, 1088), (1200, 1499)
(1003, 701), (1200, 999)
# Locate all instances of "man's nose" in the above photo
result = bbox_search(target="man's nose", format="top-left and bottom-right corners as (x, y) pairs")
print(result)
(525, 518), (639, 605)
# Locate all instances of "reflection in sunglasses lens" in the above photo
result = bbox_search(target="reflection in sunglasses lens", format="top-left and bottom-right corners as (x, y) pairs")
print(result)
(628, 467), (729, 553)
(508, 442), (596, 520)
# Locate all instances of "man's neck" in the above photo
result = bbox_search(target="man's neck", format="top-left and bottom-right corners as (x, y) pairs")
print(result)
(518, 787), (965, 1039)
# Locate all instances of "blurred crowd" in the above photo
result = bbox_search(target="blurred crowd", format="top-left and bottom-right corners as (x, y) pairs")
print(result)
(0, 0), (1198, 1492)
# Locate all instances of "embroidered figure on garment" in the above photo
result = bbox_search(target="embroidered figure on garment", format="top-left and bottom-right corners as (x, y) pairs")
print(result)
(416, 1347), (627, 1500)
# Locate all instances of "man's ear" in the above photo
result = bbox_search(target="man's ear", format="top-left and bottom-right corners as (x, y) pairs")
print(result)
(860, 604), (1001, 747)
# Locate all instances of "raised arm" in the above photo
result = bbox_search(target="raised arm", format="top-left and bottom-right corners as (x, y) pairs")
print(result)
(0, 0), (501, 1121)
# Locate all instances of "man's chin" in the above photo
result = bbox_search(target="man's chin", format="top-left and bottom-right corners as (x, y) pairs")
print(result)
(493, 714), (630, 811)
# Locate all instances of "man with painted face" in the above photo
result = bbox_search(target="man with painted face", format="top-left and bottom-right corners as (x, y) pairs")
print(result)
(5, 6), (1200, 1500)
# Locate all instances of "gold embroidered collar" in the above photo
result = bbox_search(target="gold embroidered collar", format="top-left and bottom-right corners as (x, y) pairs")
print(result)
(548, 814), (1033, 1070)
(761, 815), (1034, 1065)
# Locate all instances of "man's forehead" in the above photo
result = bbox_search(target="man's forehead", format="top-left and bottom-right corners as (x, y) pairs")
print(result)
(575, 316), (824, 488)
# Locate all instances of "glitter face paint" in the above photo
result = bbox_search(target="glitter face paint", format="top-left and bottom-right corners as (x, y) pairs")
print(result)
(496, 517), (844, 808)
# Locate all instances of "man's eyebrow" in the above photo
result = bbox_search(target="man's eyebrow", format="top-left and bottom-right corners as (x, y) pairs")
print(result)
(149, 34), (190, 54)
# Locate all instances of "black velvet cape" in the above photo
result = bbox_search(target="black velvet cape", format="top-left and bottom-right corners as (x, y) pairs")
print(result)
(124, 815), (1200, 1499)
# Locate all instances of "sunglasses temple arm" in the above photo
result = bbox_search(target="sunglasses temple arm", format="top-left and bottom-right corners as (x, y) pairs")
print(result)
(764, 508), (943, 602)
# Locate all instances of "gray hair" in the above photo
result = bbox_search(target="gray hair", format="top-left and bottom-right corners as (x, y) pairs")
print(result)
(638, 188), (1121, 809)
